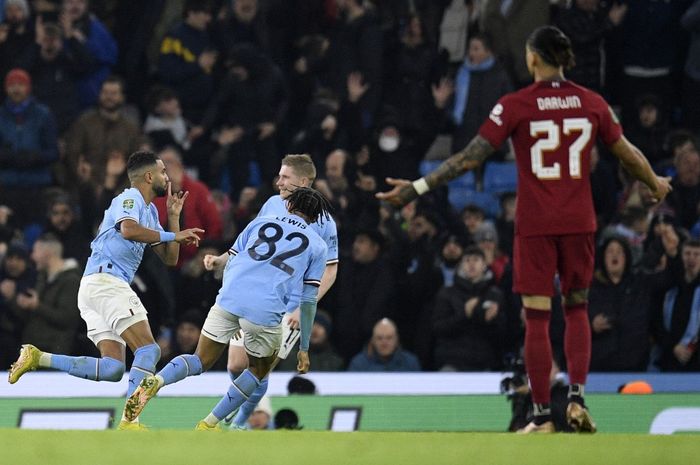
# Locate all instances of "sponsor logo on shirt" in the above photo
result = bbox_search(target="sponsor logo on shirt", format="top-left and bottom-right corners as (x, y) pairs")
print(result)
(123, 199), (135, 209)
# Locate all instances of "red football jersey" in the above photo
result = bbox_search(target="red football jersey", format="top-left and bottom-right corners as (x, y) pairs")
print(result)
(478, 80), (622, 237)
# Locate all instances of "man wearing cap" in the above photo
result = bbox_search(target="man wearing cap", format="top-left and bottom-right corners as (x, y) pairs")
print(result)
(0, 68), (59, 224)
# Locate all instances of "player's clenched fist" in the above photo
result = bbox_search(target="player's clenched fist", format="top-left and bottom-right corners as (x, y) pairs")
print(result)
(297, 350), (310, 374)
(203, 254), (223, 270)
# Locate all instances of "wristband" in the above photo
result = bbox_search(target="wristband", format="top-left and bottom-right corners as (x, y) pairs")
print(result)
(159, 231), (176, 243)
(412, 177), (430, 195)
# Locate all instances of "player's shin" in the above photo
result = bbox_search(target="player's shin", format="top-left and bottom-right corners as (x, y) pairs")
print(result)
(158, 353), (203, 385)
(232, 376), (269, 428)
(524, 308), (553, 424)
(44, 353), (125, 381)
(127, 343), (161, 398)
(208, 369), (261, 427)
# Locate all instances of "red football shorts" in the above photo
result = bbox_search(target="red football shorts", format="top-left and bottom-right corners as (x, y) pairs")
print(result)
(513, 232), (595, 297)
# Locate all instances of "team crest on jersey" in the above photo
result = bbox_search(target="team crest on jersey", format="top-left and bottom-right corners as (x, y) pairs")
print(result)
(489, 103), (504, 126)
(123, 199), (135, 209)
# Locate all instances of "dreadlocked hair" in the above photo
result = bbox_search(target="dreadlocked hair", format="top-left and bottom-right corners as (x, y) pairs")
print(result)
(287, 187), (333, 224)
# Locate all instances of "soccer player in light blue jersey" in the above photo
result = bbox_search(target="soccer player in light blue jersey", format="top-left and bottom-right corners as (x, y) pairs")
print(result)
(8, 151), (204, 430)
(223, 154), (338, 429)
(123, 188), (331, 429)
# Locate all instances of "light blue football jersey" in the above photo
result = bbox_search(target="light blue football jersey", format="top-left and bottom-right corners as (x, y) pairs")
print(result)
(258, 195), (338, 311)
(259, 195), (338, 264)
(215, 214), (328, 326)
(84, 188), (165, 284)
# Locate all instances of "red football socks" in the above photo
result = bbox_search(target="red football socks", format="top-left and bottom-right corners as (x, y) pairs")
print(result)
(524, 308), (553, 404)
(563, 303), (591, 386)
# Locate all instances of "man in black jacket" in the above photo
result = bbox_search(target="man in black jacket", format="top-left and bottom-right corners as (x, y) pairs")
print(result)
(432, 245), (505, 371)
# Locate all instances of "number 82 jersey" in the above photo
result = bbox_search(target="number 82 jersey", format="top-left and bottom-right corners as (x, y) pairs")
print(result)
(215, 214), (328, 326)
(478, 80), (622, 237)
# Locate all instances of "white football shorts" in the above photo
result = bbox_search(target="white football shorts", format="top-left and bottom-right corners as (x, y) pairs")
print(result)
(229, 312), (300, 360)
(203, 305), (282, 358)
(77, 273), (148, 346)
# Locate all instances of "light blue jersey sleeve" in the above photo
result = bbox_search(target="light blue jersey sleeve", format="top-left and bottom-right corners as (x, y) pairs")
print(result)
(301, 240), (327, 303)
(115, 190), (145, 226)
(320, 217), (339, 265)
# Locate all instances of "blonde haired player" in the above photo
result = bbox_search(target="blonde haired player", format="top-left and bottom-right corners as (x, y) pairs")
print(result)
(211, 154), (338, 428)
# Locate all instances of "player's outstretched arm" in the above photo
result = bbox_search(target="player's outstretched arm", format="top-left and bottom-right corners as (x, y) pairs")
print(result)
(609, 136), (673, 202)
(376, 135), (495, 207)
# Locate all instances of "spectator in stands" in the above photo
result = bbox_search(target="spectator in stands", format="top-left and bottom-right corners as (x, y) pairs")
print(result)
(17, 20), (92, 135)
(653, 238), (700, 372)
(288, 34), (332, 132)
(437, 234), (467, 288)
(14, 233), (80, 355)
(157, 0), (216, 123)
(682, 1), (700, 133)
(370, 82), (451, 191)
(330, 230), (396, 361)
(460, 204), (487, 241)
(384, 14), (447, 135)
(60, 0), (117, 108)
(495, 192), (516, 257)
(432, 245), (505, 371)
(198, 44), (288, 200)
(213, 0), (270, 59)
(246, 396), (273, 430)
(348, 318), (421, 371)
(0, 0), (34, 80)
(600, 207), (649, 266)
(665, 133), (700, 230)
(480, 0), (550, 87)
(450, 33), (511, 155)
(277, 309), (344, 372)
(588, 236), (655, 371)
(290, 75), (365, 170)
(625, 94), (668, 169)
(474, 223), (509, 284)
(153, 147), (222, 267)
(394, 210), (443, 355)
(175, 243), (222, 317)
(65, 75), (146, 187)
(0, 243), (35, 368)
(617, 0), (686, 124)
(330, 0), (383, 122)
(143, 86), (190, 153)
(42, 195), (90, 265)
(0, 68), (58, 225)
(555, 0), (627, 92)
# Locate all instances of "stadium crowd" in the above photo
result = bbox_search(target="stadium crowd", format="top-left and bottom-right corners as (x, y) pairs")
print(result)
(1, 0), (700, 374)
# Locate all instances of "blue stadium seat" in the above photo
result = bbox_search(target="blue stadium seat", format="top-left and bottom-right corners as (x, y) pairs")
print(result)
(448, 189), (501, 218)
(483, 162), (517, 194)
(421, 159), (477, 195)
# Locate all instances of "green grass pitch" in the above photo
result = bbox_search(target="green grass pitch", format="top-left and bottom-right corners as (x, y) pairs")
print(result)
(1, 430), (699, 465)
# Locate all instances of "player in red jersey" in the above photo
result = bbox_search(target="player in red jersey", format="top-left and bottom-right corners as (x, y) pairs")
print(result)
(377, 26), (672, 433)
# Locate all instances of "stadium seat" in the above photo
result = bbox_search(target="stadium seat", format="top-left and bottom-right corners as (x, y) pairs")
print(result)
(420, 159), (476, 191)
(448, 189), (501, 218)
(483, 162), (517, 194)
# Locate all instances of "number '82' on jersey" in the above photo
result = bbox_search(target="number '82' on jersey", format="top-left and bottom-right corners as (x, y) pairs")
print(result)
(215, 214), (328, 326)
